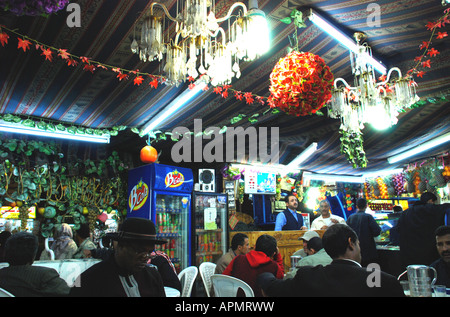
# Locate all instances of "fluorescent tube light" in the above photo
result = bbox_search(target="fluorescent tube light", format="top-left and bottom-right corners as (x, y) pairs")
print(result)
(303, 171), (364, 183)
(0, 121), (110, 143)
(364, 168), (404, 179)
(287, 142), (318, 167)
(142, 81), (207, 135)
(306, 9), (387, 74)
(387, 132), (450, 164)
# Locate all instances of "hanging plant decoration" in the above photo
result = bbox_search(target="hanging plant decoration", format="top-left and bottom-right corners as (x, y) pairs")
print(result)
(0, 0), (69, 16)
(268, 51), (334, 117)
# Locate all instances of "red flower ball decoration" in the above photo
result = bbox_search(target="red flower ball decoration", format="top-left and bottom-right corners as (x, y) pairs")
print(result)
(268, 51), (334, 116)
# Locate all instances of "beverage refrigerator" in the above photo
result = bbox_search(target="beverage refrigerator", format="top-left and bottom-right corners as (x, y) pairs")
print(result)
(192, 192), (228, 266)
(127, 163), (193, 273)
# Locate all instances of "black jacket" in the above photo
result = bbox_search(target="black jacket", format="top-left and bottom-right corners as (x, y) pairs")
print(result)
(398, 202), (450, 267)
(70, 255), (165, 297)
(346, 211), (381, 264)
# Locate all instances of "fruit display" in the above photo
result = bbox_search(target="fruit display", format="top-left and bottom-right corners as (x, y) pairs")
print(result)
(404, 169), (416, 194)
(376, 177), (389, 199)
(392, 173), (406, 196)
(444, 165), (450, 182)
(430, 159), (447, 188)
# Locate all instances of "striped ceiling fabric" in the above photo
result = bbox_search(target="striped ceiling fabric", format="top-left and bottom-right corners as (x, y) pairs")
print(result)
(0, 0), (449, 176)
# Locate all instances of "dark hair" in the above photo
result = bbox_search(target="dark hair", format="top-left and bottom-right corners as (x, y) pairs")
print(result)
(322, 224), (358, 259)
(285, 194), (297, 203)
(76, 223), (91, 239)
(255, 234), (277, 257)
(420, 192), (437, 203)
(356, 198), (367, 209)
(231, 233), (248, 251)
(5, 232), (38, 266)
(435, 225), (450, 237)
(393, 205), (403, 212)
(306, 237), (323, 252)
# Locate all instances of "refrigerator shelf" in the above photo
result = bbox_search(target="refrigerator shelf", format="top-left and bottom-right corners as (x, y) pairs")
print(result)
(156, 233), (182, 238)
(196, 251), (223, 256)
(195, 228), (223, 233)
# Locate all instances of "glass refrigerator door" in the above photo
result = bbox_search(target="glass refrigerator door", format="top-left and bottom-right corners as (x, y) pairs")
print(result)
(154, 193), (190, 274)
(194, 194), (227, 266)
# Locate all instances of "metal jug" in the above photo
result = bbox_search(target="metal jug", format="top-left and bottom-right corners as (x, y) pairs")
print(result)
(398, 265), (437, 297)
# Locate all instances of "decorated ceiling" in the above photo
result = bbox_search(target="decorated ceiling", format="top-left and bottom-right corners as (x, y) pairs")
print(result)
(0, 0), (449, 176)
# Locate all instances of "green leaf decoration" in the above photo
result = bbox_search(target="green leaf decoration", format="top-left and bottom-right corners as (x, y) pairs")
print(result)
(280, 17), (292, 24)
(22, 119), (35, 127)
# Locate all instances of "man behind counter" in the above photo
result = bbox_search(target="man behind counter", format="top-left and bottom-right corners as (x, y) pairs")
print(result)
(275, 194), (307, 231)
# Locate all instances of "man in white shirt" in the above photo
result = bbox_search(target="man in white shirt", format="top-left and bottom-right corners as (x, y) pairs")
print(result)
(311, 200), (346, 230)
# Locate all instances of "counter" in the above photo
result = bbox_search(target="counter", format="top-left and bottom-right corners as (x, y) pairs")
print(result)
(230, 230), (325, 271)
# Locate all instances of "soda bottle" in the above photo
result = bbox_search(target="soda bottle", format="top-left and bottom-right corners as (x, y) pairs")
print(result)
(157, 213), (163, 233)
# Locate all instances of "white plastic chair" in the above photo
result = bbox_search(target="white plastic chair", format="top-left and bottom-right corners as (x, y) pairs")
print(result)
(199, 262), (216, 297)
(211, 274), (254, 297)
(177, 266), (198, 297)
(0, 287), (14, 297)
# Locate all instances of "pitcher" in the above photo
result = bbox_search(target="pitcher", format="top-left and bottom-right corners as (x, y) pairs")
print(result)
(398, 265), (437, 297)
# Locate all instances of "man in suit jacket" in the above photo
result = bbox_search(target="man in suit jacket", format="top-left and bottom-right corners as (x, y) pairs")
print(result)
(0, 232), (70, 297)
(275, 194), (307, 231)
(258, 224), (405, 297)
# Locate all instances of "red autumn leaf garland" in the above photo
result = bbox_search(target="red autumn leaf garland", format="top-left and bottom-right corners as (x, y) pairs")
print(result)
(267, 51), (333, 117)
(17, 38), (31, 52)
(41, 47), (53, 61)
(0, 30), (9, 46)
(408, 8), (450, 79)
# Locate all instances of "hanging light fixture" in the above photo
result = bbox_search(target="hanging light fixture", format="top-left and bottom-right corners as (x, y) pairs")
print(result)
(131, 0), (270, 87)
(327, 32), (419, 133)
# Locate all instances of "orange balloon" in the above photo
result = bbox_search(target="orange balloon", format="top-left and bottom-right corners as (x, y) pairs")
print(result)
(140, 145), (158, 163)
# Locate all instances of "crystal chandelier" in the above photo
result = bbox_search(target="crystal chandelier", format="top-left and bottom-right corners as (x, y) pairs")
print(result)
(130, 0), (270, 86)
(328, 32), (419, 132)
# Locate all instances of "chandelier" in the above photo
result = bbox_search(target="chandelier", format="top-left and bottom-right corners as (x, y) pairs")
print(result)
(328, 32), (419, 132)
(130, 0), (270, 86)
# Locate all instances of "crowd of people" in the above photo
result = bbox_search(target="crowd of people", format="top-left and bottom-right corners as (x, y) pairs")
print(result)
(0, 191), (448, 297)
(0, 218), (181, 297)
(215, 192), (450, 297)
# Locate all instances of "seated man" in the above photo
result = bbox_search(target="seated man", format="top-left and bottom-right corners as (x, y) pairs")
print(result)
(285, 237), (332, 279)
(223, 234), (284, 297)
(70, 218), (166, 297)
(431, 225), (450, 287)
(292, 230), (320, 258)
(215, 233), (250, 274)
(258, 224), (404, 297)
(0, 232), (70, 297)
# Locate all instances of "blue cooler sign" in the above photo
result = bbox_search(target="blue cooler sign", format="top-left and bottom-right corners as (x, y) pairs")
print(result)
(128, 179), (149, 213)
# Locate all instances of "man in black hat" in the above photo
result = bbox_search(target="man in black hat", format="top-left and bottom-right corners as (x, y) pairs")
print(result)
(70, 218), (167, 297)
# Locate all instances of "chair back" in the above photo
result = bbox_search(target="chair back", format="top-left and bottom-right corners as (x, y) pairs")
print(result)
(0, 287), (14, 297)
(199, 262), (216, 297)
(177, 266), (198, 297)
(211, 274), (254, 297)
